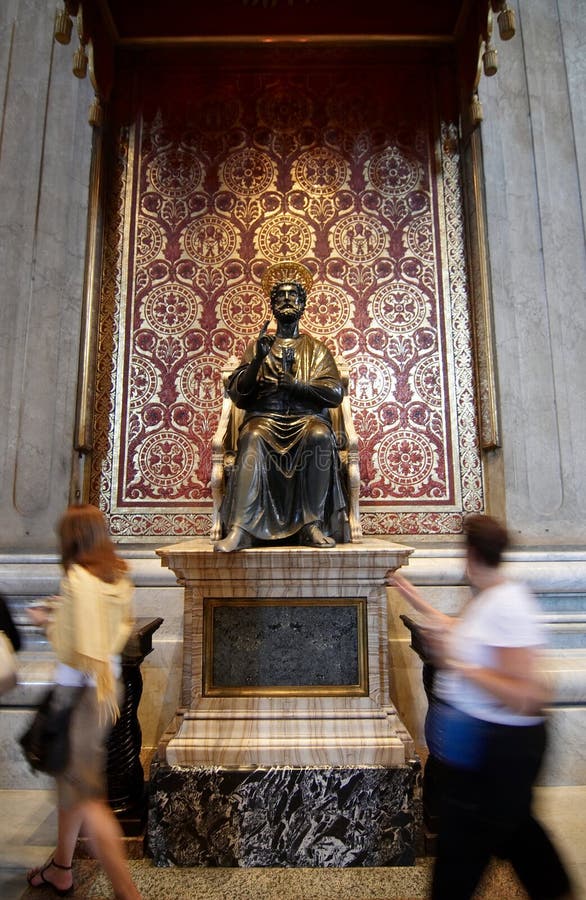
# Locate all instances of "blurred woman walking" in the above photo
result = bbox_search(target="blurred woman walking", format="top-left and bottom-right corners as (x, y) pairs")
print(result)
(27, 504), (142, 899)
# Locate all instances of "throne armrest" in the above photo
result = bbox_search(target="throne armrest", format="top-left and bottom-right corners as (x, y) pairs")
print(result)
(335, 361), (362, 542)
(340, 394), (362, 542)
(210, 371), (239, 542)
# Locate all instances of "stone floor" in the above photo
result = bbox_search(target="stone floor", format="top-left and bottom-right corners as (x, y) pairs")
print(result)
(2, 787), (585, 900)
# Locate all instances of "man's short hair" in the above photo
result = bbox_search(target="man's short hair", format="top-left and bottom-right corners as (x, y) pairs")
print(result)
(463, 514), (509, 568)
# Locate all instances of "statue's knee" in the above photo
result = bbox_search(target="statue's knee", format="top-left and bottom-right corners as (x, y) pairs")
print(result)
(306, 423), (334, 472)
(308, 422), (332, 450)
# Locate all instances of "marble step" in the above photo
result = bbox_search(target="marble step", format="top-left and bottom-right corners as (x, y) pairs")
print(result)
(542, 624), (586, 649)
(543, 650), (586, 705)
(162, 697), (416, 767)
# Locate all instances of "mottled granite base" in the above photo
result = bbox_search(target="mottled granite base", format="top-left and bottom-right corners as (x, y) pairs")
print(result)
(147, 759), (422, 868)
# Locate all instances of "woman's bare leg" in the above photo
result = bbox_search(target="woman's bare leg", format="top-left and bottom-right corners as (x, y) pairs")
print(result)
(27, 805), (82, 891)
(54, 804), (85, 866)
(81, 799), (142, 899)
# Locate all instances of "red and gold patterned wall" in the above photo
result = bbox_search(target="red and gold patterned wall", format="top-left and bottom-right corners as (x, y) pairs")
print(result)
(90, 50), (484, 539)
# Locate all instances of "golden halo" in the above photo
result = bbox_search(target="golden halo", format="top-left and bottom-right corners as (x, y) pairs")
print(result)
(261, 261), (314, 298)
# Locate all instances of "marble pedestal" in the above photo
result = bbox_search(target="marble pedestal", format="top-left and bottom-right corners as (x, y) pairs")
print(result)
(148, 758), (422, 867)
(149, 537), (420, 867)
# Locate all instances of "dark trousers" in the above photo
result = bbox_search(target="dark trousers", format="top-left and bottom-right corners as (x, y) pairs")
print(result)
(431, 720), (572, 900)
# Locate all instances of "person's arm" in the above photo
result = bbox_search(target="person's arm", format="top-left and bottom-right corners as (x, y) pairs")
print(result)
(446, 645), (551, 716)
(26, 596), (59, 630)
(386, 572), (453, 628)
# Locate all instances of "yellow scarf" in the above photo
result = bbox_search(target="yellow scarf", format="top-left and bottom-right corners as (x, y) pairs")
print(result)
(48, 564), (134, 722)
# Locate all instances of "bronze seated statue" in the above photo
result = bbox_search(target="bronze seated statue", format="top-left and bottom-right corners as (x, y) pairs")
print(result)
(211, 262), (361, 552)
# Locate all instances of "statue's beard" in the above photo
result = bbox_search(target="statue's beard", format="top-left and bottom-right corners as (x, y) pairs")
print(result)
(275, 312), (301, 326)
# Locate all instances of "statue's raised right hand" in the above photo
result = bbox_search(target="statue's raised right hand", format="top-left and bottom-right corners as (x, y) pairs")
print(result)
(255, 320), (274, 361)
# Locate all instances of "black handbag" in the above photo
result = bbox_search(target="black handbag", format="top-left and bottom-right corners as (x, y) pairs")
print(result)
(19, 684), (86, 776)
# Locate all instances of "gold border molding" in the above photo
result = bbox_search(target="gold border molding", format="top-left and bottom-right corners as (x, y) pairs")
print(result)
(74, 125), (105, 457)
(204, 598), (369, 698)
(462, 127), (500, 450)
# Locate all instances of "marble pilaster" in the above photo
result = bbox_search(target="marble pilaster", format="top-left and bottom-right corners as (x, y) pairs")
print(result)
(0, 0), (94, 550)
(479, 0), (586, 541)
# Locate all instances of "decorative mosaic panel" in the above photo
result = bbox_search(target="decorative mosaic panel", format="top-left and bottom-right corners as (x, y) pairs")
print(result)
(90, 54), (483, 538)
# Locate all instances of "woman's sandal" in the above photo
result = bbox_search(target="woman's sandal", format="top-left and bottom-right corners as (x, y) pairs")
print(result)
(27, 858), (74, 896)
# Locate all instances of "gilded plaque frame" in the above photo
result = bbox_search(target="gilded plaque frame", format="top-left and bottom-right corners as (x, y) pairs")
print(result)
(203, 597), (369, 698)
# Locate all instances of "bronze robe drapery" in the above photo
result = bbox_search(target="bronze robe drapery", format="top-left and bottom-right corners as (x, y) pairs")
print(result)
(219, 333), (348, 542)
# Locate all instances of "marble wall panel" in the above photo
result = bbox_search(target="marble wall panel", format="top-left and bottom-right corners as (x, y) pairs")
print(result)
(558, 0), (586, 219)
(539, 708), (586, 787)
(1, 548), (585, 785)
(0, 0), (94, 549)
(387, 550), (586, 784)
(479, 0), (586, 540)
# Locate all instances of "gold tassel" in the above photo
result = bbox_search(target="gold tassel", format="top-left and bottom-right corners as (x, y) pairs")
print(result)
(470, 93), (484, 130)
(72, 45), (87, 79)
(498, 7), (516, 40)
(483, 44), (499, 77)
(54, 8), (72, 45)
(88, 97), (103, 128)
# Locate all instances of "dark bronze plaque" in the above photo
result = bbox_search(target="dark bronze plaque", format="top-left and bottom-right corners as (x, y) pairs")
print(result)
(204, 598), (368, 696)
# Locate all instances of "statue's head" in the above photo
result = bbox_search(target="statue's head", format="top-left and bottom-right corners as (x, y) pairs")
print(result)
(269, 280), (306, 311)
(262, 262), (313, 324)
(269, 281), (306, 324)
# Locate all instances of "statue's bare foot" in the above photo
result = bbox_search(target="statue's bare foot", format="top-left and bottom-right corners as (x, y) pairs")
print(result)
(299, 522), (336, 548)
(214, 526), (253, 552)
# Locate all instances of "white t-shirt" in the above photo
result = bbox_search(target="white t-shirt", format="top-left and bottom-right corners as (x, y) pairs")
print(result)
(434, 580), (545, 726)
